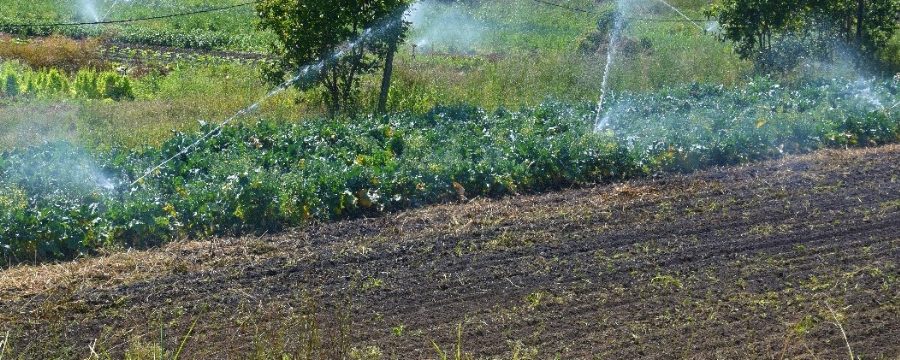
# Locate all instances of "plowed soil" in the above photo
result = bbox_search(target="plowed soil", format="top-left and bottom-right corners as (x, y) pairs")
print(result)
(1, 145), (898, 359)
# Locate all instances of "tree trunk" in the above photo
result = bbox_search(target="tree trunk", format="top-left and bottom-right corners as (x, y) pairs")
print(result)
(377, 39), (398, 115)
(856, 0), (865, 46)
(327, 69), (341, 116)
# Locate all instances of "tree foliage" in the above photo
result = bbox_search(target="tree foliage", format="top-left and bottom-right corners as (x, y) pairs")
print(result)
(257, 0), (410, 115)
(708, 0), (900, 70)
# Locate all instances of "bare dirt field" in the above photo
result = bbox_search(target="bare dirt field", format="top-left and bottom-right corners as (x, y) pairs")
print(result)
(1, 145), (898, 359)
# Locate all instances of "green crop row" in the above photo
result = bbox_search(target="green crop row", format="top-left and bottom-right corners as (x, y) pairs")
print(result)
(1, 61), (133, 100)
(0, 77), (897, 265)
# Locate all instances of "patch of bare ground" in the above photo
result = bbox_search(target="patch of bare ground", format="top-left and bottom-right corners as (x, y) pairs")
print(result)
(1, 145), (898, 359)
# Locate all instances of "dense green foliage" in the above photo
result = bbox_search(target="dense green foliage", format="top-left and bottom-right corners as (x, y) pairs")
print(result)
(257, 0), (411, 115)
(708, 0), (900, 70)
(0, 0), (897, 267)
(1, 78), (897, 265)
(0, 0), (272, 52)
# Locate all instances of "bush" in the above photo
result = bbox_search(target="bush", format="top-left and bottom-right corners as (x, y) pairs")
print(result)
(72, 70), (101, 99)
(98, 72), (135, 101)
(42, 69), (70, 95)
(2, 70), (19, 97)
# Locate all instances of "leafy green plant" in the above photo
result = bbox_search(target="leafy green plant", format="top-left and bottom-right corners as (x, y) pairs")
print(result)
(0, 76), (896, 265)
(0, 61), (133, 101)
(73, 70), (101, 99)
(2, 71), (18, 97)
(98, 72), (135, 101)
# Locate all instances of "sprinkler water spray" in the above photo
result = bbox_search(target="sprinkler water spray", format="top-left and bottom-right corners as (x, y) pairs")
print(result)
(594, 0), (626, 130)
(102, 0), (128, 21)
(130, 19), (400, 187)
(79, 0), (101, 22)
(651, 0), (704, 31)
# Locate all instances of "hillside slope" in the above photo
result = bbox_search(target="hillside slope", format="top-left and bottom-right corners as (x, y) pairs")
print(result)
(1, 145), (898, 359)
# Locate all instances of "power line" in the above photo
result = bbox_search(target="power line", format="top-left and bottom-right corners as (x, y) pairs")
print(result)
(0, 1), (257, 29)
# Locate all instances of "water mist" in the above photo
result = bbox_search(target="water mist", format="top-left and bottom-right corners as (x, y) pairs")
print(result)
(404, 0), (486, 53)
(594, 0), (627, 130)
(78, 0), (101, 22)
(132, 18), (404, 186)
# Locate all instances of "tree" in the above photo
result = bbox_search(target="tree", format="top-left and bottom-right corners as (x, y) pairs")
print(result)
(377, 7), (408, 114)
(257, 0), (410, 116)
(708, 0), (899, 70)
(812, 0), (900, 54)
(707, 0), (808, 70)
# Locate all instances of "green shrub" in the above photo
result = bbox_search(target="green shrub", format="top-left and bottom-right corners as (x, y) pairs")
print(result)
(42, 69), (69, 95)
(3, 71), (19, 97)
(98, 72), (135, 101)
(72, 70), (101, 99)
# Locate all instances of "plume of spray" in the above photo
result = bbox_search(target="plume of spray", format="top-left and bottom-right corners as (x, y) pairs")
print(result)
(651, 0), (704, 31)
(404, 0), (485, 52)
(4, 143), (116, 194)
(798, 39), (896, 111)
(78, 0), (101, 22)
(130, 19), (400, 187)
(705, 20), (721, 35)
(1, 104), (116, 192)
(852, 78), (886, 110)
(594, 0), (627, 131)
(102, 0), (132, 21)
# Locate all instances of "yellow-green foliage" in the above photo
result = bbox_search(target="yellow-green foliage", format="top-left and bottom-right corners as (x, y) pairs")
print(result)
(0, 184), (27, 211)
(41, 68), (70, 95)
(98, 72), (135, 101)
(0, 61), (133, 100)
(72, 69), (101, 99)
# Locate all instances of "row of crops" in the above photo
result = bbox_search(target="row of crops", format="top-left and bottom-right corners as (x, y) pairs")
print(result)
(0, 0), (272, 52)
(101, 45), (270, 66)
(0, 77), (897, 265)
(1, 61), (134, 100)
(0, 24), (268, 53)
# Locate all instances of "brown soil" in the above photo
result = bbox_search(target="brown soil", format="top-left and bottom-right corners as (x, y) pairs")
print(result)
(1, 146), (898, 359)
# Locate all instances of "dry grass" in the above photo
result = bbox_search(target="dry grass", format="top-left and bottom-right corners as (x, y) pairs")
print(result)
(1, 144), (896, 303)
(0, 144), (897, 358)
(0, 35), (107, 72)
(0, 237), (291, 302)
(0, 180), (673, 303)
